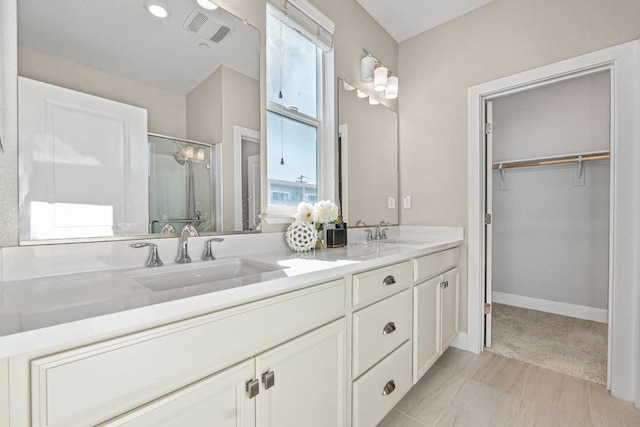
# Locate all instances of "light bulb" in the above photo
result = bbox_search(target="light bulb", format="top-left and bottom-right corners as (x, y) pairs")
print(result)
(385, 76), (398, 99)
(374, 66), (388, 92)
(360, 56), (375, 83)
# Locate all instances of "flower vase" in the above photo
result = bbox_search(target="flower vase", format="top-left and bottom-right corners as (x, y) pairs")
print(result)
(315, 227), (325, 249)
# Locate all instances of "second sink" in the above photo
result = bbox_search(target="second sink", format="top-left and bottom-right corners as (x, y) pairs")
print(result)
(126, 258), (287, 292)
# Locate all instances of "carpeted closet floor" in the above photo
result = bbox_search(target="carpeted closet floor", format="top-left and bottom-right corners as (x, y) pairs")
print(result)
(487, 303), (607, 385)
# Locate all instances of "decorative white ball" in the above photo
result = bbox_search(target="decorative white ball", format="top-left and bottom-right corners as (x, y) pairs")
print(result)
(285, 221), (318, 252)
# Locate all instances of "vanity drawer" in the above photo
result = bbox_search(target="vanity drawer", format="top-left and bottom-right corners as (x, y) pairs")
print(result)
(352, 261), (412, 307)
(352, 340), (412, 427)
(352, 289), (411, 378)
(413, 247), (459, 283)
(30, 280), (345, 427)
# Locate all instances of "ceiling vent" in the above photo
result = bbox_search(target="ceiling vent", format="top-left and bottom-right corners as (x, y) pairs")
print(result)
(183, 10), (233, 44)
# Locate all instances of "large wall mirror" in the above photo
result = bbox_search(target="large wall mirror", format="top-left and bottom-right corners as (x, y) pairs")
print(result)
(16, 0), (260, 243)
(337, 78), (399, 226)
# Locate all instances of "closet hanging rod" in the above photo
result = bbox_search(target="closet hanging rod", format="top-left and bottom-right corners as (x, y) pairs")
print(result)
(492, 153), (610, 170)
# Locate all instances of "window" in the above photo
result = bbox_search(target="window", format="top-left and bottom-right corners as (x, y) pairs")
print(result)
(266, 0), (334, 215)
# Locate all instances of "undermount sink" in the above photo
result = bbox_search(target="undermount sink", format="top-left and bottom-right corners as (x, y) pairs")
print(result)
(126, 258), (288, 292)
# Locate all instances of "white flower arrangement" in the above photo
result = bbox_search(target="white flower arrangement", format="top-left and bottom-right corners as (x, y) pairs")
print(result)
(294, 200), (339, 225)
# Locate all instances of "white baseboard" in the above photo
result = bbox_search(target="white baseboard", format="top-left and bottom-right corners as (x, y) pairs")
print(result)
(451, 332), (469, 351)
(492, 291), (607, 323)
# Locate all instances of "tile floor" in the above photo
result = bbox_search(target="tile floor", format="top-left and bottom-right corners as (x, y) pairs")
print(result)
(378, 348), (640, 427)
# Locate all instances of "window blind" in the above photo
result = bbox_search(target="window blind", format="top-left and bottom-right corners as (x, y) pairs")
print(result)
(269, 0), (335, 51)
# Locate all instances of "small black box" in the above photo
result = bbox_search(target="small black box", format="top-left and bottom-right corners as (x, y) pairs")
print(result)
(326, 223), (347, 248)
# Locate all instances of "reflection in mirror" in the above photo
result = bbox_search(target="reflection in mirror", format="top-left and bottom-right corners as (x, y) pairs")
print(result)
(16, 0), (260, 243)
(338, 79), (399, 226)
(148, 134), (217, 235)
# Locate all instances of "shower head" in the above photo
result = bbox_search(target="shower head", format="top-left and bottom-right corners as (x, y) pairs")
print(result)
(173, 151), (187, 165)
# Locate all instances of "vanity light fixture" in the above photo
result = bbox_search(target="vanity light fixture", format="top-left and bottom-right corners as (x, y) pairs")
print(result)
(356, 89), (367, 98)
(368, 97), (380, 105)
(144, 0), (171, 18)
(361, 49), (399, 97)
(196, 0), (219, 10)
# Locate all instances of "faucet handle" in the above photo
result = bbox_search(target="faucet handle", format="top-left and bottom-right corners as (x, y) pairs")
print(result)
(380, 228), (389, 240)
(364, 229), (374, 241)
(131, 242), (163, 267)
(202, 238), (224, 261)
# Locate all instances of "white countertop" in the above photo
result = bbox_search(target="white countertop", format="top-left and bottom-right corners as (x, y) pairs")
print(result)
(0, 226), (463, 358)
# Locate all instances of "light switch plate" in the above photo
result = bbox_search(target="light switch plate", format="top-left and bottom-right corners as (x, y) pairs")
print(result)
(388, 197), (396, 209)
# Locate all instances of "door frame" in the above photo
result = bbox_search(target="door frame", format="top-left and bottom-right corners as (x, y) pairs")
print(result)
(467, 40), (640, 405)
(233, 125), (260, 230)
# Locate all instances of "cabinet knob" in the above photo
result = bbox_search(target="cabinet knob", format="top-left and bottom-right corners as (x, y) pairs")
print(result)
(382, 322), (397, 335)
(246, 379), (260, 399)
(440, 281), (446, 289)
(382, 380), (396, 396)
(262, 370), (275, 390)
(382, 275), (396, 286)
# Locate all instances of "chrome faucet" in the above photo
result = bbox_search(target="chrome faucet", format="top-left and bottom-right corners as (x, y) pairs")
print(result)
(130, 242), (163, 267)
(176, 224), (199, 264)
(374, 220), (390, 240)
(355, 219), (367, 227)
(202, 238), (224, 261)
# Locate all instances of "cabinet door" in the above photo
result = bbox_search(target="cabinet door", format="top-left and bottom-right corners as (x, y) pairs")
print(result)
(441, 267), (460, 351)
(101, 360), (255, 427)
(413, 275), (441, 383)
(256, 320), (347, 427)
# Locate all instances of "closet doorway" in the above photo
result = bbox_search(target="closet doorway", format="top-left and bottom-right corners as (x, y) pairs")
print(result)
(484, 70), (610, 384)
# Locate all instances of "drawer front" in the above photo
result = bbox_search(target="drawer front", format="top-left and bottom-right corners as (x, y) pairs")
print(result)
(31, 280), (345, 427)
(352, 290), (411, 378)
(352, 261), (412, 307)
(413, 247), (459, 283)
(352, 341), (412, 427)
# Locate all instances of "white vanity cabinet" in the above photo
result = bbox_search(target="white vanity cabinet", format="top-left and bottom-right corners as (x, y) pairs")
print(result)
(350, 262), (414, 427)
(102, 320), (347, 427)
(412, 249), (460, 383)
(27, 280), (345, 427)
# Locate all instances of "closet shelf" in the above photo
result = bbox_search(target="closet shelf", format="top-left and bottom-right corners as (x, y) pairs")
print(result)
(492, 151), (610, 170)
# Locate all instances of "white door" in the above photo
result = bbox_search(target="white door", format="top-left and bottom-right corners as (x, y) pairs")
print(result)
(247, 154), (261, 230)
(256, 320), (347, 427)
(102, 360), (255, 426)
(484, 100), (494, 348)
(413, 275), (441, 383)
(18, 77), (149, 241)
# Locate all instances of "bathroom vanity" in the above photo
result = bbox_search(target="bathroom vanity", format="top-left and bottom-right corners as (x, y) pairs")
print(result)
(0, 226), (462, 427)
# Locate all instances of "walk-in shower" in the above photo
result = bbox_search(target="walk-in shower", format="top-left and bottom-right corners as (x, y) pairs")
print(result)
(148, 134), (216, 234)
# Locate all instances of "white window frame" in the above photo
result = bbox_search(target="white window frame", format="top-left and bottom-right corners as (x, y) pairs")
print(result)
(264, 0), (335, 219)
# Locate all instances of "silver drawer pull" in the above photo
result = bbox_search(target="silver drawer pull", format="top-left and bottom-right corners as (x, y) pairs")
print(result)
(262, 370), (275, 390)
(382, 380), (396, 396)
(382, 322), (396, 335)
(382, 275), (396, 286)
(246, 379), (259, 399)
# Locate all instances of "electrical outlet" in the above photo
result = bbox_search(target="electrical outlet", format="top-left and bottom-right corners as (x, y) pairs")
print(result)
(388, 197), (396, 209)
(403, 195), (412, 209)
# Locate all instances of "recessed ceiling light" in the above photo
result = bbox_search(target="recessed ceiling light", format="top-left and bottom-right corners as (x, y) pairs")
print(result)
(144, 0), (171, 18)
(197, 0), (219, 10)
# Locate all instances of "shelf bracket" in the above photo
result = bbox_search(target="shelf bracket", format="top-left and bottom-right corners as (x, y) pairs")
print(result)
(574, 155), (585, 186)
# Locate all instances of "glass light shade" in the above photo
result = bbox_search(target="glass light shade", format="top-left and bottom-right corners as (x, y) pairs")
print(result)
(385, 76), (399, 99)
(360, 56), (375, 83)
(368, 97), (380, 105)
(374, 66), (388, 92)
(356, 89), (367, 98)
(343, 81), (356, 91)
(197, 0), (218, 10)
